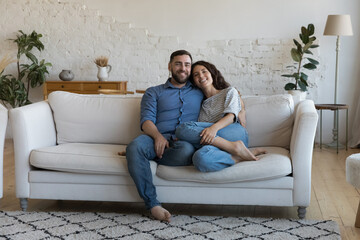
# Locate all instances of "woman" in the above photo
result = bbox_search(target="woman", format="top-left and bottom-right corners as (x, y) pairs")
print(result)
(175, 61), (265, 172)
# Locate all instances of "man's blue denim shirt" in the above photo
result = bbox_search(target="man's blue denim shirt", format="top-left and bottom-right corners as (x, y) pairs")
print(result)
(140, 79), (204, 140)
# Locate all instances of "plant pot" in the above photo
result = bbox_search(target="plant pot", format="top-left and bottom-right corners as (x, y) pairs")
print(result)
(287, 90), (307, 108)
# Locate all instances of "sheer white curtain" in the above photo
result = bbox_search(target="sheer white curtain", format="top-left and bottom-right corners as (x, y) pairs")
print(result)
(350, 94), (360, 148)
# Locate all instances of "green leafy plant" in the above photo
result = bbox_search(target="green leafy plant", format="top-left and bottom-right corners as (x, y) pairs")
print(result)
(282, 24), (319, 91)
(0, 74), (28, 108)
(0, 30), (52, 108)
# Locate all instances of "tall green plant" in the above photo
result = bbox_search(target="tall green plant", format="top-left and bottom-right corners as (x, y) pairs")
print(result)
(282, 24), (319, 91)
(0, 30), (52, 108)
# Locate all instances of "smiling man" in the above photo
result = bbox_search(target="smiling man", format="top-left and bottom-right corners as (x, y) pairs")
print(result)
(126, 50), (204, 222)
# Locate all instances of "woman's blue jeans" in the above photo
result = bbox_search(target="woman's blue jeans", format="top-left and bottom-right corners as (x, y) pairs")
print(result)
(126, 134), (195, 209)
(175, 121), (249, 172)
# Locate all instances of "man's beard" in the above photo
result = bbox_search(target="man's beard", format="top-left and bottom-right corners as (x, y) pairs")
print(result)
(171, 70), (189, 84)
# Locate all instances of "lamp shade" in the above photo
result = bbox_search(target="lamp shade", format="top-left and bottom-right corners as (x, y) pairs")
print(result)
(324, 15), (353, 36)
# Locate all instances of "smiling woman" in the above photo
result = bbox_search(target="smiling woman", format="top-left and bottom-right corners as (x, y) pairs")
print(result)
(176, 60), (266, 172)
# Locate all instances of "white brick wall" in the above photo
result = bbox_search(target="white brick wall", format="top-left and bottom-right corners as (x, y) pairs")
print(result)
(1, 0), (322, 103)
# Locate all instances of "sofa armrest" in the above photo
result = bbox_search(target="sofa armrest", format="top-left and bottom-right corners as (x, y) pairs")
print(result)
(290, 100), (318, 206)
(0, 104), (8, 199)
(10, 101), (57, 198)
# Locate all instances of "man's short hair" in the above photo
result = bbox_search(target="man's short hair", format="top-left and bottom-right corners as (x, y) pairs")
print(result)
(169, 50), (192, 63)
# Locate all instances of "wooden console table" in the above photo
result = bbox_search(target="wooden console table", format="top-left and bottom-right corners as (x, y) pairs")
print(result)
(315, 104), (349, 153)
(43, 81), (128, 99)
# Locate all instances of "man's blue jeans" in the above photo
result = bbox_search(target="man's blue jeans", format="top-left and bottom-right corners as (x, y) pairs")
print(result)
(175, 121), (249, 172)
(126, 134), (195, 210)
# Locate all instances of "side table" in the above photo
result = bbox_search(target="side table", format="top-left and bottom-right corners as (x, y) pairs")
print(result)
(135, 89), (146, 94)
(43, 81), (128, 99)
(98, 89), (134, 95)
(315, 104), (348, 153)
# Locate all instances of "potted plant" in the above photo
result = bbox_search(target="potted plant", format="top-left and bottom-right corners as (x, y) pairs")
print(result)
(0, 52), (25, 108)
(282, 24), (319, 101)
(0, 30), (52, 108)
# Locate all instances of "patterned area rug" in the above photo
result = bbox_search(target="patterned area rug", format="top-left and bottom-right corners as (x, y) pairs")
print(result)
(0, 211), (340, 240)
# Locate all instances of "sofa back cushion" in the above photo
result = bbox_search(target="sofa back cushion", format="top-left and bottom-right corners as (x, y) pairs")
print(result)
(244, 94), (294, 148)
(49, 91), (294, 147)
(48, 91), (142, 145)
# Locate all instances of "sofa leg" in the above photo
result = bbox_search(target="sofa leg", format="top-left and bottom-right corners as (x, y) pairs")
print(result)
(20, 198), (28, 211)
(355, 200), (360, 228)
(297, 206), (306, 219)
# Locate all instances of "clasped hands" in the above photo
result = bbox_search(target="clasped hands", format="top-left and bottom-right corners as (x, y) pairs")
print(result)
(153, 126), (217, 159)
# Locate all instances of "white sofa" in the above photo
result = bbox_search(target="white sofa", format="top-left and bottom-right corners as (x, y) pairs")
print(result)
(0, 104), (8, 199)
(9, 91), (318, 218)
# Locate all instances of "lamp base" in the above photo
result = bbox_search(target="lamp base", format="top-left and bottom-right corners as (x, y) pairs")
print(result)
(325, 140), (345, 149)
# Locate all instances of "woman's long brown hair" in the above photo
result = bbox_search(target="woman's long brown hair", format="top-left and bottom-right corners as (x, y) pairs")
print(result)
(190, 61), (230, 90)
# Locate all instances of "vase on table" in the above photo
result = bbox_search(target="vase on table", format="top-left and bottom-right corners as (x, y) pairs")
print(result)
(59, 70), (74, 81)
(97, 65), (112, 81)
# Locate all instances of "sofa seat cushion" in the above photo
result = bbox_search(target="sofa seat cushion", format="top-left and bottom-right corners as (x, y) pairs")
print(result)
(156, 147), (291, 183)
(30, 143), (156, 175)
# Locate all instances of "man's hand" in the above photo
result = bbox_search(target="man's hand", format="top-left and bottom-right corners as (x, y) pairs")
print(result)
(200, 126), (218, 145)
(142, 120), (170, 159)
(154, 133), (169, 158)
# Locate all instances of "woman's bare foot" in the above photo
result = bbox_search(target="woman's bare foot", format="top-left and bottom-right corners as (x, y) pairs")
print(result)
(251, 148), (267, 156)
(150, 206), (171, 222)
(230, 141), (258, 163)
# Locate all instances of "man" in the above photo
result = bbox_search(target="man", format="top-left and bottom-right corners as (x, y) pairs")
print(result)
(126, 50), (204, 222)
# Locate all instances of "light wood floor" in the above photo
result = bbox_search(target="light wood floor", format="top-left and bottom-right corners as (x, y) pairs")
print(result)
(2, 139), (360, 239)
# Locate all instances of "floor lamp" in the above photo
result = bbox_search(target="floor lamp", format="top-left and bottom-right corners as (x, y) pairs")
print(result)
(324, 14), (353, 148)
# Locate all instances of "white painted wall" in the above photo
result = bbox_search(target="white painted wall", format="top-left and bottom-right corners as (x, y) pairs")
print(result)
(79, 0), (360, 145)
(1, 0), (359, 145)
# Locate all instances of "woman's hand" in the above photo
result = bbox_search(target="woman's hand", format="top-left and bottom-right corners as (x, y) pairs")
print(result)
(200, 126), (218, 145)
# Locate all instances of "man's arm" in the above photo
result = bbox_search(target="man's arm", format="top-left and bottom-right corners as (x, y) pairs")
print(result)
(140, 88), (169, 159)
(142, 120), (169, 159)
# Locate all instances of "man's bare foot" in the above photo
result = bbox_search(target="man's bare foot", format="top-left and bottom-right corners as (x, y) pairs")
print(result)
(118, 151), (126, 156)
(230, 141), (258, 163)
(251, 148), (267, 156)
(150, 206), (171, 222)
